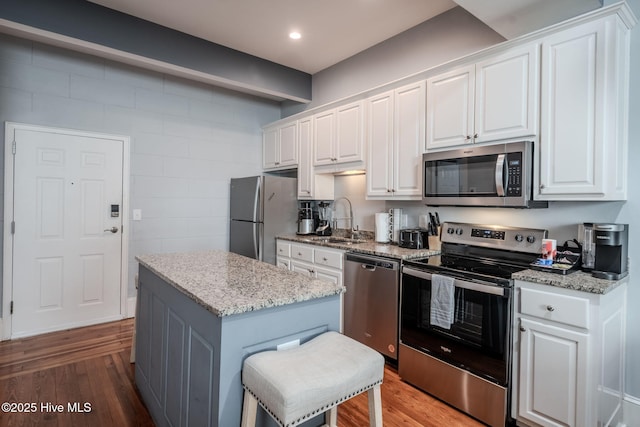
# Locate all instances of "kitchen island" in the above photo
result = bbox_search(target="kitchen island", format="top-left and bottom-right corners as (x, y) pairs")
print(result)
(134, 250), (344, 427)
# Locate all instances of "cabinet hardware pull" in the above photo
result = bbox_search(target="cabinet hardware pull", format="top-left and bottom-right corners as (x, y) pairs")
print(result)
(520, 326), (526, 332)
(473, 133), (478, 139)
(546, 305), (555, 312)
(323, 257), (328, 261)
(466, 135), (471, 140)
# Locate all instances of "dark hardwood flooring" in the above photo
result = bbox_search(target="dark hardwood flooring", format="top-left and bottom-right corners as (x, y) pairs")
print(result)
(0, 320), (484, 426)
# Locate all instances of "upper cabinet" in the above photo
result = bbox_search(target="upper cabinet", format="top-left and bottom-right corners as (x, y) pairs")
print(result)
(367, 81), (425, 200)
(297, 116), (334, 200)
(537, 14), (631, 201)
(426, 44), (539, 150)
(314, 101), (365, 169)
(263, 120), (298, 170)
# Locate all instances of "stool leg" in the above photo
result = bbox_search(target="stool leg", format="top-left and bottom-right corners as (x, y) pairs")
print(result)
(367, 384), (383, 427)
(241, 390), (258, 427)
(325, 406), (338, 427)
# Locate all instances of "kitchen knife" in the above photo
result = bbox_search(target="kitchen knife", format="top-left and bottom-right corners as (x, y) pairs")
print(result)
(434, 212), (440, 226)
(428, 212), (437, 233)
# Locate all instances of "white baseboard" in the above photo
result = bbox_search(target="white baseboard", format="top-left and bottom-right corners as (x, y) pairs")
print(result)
(126, 296), (136, 318)
(623, 393), (640, 427)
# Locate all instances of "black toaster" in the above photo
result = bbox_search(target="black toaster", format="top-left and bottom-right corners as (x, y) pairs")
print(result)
(398, 228), (429, 249)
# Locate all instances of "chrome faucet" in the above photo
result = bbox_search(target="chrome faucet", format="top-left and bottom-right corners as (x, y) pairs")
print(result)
(332, 197), (357, 234)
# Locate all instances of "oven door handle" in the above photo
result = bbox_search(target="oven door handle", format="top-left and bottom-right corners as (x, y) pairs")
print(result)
(402, 267), (507, 297)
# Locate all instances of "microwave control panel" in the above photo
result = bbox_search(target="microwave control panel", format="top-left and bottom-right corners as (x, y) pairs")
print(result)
(506, 153), (522, 196)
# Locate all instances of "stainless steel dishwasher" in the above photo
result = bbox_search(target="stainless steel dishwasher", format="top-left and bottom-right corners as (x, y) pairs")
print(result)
(343, 252), (400, 360)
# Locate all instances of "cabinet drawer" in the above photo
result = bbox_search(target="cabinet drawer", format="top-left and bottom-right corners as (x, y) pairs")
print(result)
(520, 287), (589, 328)
(291, 244), (314, 262)
(276, 240), (291, 257)
(314, 248), (343, 269)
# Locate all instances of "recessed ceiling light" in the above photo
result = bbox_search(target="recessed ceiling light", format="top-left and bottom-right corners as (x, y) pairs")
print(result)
(289, 32), (301, 40)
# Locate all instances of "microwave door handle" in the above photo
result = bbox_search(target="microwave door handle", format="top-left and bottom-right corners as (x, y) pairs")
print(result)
(495, 154), (506, 197)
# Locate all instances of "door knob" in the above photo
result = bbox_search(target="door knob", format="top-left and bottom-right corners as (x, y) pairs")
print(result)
(104, 226), (119, 233)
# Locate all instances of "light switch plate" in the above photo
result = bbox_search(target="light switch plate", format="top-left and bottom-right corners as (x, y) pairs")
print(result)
(133, 209), (142, 221)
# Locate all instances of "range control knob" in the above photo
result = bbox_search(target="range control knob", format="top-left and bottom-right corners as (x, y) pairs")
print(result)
(515, 234), (524, 242)
(456, 228), (464, 235)
(447, 227), (455, 234)
(527, 235), (536, 244)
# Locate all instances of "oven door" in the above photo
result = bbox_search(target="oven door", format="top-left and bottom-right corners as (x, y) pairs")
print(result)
(400, 266), (512, 385)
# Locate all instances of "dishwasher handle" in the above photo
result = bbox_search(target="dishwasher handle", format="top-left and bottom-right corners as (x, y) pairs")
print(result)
(345, 253), (399, 270)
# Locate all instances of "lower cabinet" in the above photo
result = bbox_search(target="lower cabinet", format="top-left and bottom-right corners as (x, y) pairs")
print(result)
(512, 279), (627, 427)
(276, 240), (344, 286)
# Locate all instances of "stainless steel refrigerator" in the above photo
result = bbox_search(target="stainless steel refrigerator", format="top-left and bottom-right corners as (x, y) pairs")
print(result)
(229, 175), (298, 264)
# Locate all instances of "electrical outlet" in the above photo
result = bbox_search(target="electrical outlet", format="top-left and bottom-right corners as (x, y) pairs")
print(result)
(133, 209), (142, 221)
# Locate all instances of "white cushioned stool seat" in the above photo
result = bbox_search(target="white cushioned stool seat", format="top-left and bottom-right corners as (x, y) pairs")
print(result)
(241, 331), (384, 427)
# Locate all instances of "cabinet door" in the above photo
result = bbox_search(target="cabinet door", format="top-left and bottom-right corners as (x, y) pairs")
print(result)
(314, 110), (335, 165)
(393, 82), (425, 198)
(262, 127), (279, 169)
(366, 91), (394, 197)
(426, 64), (474, 150)
(290, 260), (315, 277)
(518, 318), (588, 427)
(315, 265), (342, 286)
(278, 121), (298, 167)
(475, 44), (539, 143)
(335, 101), (364, 163)
(538, 20), (606, 198)
(297, 117), (313, 198)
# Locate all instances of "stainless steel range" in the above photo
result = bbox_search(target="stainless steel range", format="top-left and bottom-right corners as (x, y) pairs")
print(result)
(399, 222), (547, 427)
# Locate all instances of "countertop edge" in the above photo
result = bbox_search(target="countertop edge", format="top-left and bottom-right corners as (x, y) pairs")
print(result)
(512, 269), (626, 295)
(277, 234), (440, 260)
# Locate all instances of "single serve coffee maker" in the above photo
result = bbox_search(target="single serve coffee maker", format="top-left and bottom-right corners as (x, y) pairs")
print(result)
(592, 223), (628, 280)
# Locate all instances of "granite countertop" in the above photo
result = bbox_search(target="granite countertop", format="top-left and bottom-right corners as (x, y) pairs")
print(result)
(136, 250), (345, 317)
(513, 269), (627, 295)
(277, 234), (440, 260)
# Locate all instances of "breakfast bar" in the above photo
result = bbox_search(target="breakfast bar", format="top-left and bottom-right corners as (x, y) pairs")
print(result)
(134, 250), (344, 427)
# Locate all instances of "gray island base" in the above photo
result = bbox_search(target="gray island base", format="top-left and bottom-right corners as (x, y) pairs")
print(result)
(134, 251), (344, 427)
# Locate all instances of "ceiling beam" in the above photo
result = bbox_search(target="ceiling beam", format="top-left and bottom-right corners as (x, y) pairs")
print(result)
(0, 0), (312, 103)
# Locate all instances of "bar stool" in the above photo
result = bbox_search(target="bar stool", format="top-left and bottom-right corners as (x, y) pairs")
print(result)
(241, 331), (384, 427)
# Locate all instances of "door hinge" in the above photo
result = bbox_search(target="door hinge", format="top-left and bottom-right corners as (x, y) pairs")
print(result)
(10, 301), (14, 315)
(11, 221), (15, 235)
(12, 139), (16, 155)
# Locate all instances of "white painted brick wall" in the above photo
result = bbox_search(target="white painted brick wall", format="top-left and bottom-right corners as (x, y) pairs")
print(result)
(0, 33), (280, 298)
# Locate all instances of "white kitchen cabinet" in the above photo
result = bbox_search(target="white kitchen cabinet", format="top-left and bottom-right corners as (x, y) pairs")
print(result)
(263, 120), (298, 170)
(512, 279), (627, 427)
(276, 240), (344, 287)
(367, 81), (425, 200)
(314, 101), (365, 169)
(537, 14), (631, 201)
(426, 44), (539, 150)
(297, 116), (334, 200)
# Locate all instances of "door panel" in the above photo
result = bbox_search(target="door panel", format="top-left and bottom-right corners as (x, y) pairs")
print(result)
(11, 127), (124, 338)
(229, 220), (261, 260)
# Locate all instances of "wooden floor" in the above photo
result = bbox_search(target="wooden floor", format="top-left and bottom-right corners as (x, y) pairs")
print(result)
(0, 320), (485, 426)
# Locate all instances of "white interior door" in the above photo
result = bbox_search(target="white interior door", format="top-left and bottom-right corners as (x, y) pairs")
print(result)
(8, 125), (125, 338)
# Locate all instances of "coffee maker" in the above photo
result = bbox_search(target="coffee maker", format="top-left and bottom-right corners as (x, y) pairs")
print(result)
(316, 201), (332, 236)
(297, 201), (315, 235)
(592, 223), (628, 280)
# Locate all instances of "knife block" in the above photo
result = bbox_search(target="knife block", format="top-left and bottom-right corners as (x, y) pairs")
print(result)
(428, 227), (441, 251)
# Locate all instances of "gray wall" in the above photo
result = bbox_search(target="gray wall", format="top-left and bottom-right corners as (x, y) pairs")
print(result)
(282, 7), (505, 115)
(0, 34), (280, 303)
(309, 1), (640, 402)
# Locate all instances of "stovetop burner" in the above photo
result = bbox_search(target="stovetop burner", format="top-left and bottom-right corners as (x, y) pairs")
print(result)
(403, 221), (548, 285)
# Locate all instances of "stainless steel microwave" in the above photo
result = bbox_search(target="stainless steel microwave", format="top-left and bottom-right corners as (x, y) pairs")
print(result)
(423, 141), (547, 208)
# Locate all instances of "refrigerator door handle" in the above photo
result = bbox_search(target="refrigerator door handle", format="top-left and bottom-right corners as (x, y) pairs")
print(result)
(253, 223), (258, 260)
(254, 177), (262, 222)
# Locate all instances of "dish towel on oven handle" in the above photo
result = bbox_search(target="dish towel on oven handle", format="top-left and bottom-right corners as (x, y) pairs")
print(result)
(430, 274), (455, 329)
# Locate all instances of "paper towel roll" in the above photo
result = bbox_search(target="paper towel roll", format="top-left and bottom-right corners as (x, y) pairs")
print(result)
(375, 213), (390, 243)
